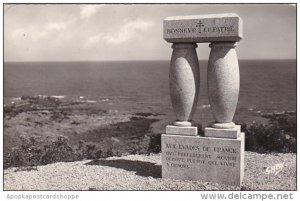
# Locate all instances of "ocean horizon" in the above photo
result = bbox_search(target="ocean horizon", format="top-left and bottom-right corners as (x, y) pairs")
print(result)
(4, 59), (296, 125)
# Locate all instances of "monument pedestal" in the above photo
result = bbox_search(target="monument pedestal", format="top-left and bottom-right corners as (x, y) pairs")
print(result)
(161, 126), (244, 186)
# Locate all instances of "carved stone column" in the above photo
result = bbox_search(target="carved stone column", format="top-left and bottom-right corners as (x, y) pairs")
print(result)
(207, 42), (240, 129)
(169, 43), (199, 127)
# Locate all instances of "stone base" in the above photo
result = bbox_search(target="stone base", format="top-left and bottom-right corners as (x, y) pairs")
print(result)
(161, 133), (245, 186)
(205, 125), (241, 139)
(166, 125), (198, 136)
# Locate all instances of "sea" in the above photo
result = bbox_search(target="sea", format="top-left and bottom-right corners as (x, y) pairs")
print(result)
(4, 60), (296, 126)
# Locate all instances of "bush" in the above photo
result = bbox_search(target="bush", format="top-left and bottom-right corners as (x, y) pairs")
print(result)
(7, 135), (44, 168)
(5, 135), (119, 169)
(147, 134), (161, 154)
(40, 136), (79, 164)
(242, 112), (296, 153)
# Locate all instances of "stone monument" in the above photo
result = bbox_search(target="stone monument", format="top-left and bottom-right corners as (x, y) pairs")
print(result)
(161, 13), (245, 186)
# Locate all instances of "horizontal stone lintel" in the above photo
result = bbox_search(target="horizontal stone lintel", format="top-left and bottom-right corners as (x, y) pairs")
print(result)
(164, 13), (243, 43)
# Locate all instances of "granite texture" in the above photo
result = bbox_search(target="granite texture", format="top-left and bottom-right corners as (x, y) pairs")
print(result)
(164, 13), (243, 43)
(205, 125), (241, 139)
(169, 43), (200, 125)
(161, 133), (245, 186)
(166, 125), (198, 136)
(211, 122), (236, 129)
(207, 42), (240, 128)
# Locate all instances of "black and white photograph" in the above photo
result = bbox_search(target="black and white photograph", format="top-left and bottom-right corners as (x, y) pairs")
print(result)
(2, 2), (297, 197)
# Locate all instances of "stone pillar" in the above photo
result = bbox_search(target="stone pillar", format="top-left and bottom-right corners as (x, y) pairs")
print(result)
(207, 42), (240, 129)
(169, 43), (199, 127)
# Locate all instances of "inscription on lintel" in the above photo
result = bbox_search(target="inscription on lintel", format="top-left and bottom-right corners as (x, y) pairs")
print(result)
(163, 13), (243, 43)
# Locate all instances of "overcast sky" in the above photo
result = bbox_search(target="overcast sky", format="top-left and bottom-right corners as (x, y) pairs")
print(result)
(4, 4), (296, 61)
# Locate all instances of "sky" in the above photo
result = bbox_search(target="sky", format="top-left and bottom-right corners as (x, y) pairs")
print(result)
(4, 4), (296, 61)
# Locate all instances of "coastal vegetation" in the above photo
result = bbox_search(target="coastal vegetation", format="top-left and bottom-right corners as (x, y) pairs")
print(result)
(3, 96), (296, 169)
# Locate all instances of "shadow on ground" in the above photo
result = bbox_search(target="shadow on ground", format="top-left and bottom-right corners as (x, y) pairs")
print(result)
(85, 159), (161, 178)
